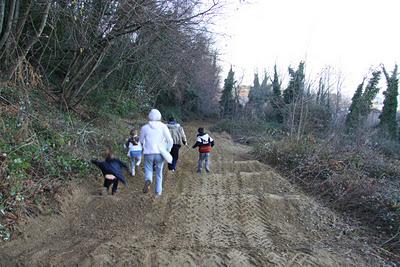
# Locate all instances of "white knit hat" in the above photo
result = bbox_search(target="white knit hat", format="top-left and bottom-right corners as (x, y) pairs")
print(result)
(148, 109), (162, 121)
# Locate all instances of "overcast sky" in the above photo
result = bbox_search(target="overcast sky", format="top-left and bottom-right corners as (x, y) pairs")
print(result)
(213, 0), (400, 97)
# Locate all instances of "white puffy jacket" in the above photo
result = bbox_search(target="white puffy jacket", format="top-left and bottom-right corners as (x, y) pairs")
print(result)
(139, 110), (173, 155)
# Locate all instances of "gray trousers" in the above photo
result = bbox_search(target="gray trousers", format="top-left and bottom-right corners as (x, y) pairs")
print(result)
(197, 153), (210, 172)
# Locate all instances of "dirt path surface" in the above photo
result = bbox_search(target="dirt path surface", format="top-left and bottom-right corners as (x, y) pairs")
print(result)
(0, 126), (386, 266)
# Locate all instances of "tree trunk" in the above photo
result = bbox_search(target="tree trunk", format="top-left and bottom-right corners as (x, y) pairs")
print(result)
(10, 0), (19, 32)
(14, 0), (32, 44)
(62, 54), (98, 101)
(72, 61), (121, 108)
(0, 0), (17, 51)
(7, 1), (50, 80)
(0, 0), (6, 37)
(69, 45), (110, 103)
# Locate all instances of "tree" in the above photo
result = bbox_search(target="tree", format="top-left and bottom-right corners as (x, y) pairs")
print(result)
(283, 62), (305, 104)
(379, 65), (398, 139)
(269, 65), (283, 122)
(0, 0), (221, 112)
(360, 70), (381, 115)
(272, 65), (281, 99)
(346, 81), (365, 128)
(346, 70), (381, 129)
(260, 71), (271, 99)
(248, 73), (261, 104)
(219, 66), (236, 118)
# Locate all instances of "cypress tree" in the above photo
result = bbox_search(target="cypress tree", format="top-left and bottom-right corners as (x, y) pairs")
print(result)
(219, 66), (236, 117)
(248, 73), (261, 104)
(379, 65), (398, 139)
(283, 62), (305, 104)
(272, 64), (281, 99)
(346, 71), (381, 129)
(360, 70), (381, 116)
(260, 71), (270, 99)
(270, 65), (283, 122)
(346, 81), (364, 128)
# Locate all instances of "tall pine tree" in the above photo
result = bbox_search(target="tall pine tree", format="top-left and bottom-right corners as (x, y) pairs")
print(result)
(260, 71), (271, 98)
(272, 65), (281, 99)
(379, 65), (398, 139)
(346, 81), (364, 128)
(360, 70), (381, 116)
(283, 62), (305, 104)
(271, 64), (283, 122)
(219, 66), (236, 117)
(248, 73), (261, 104)
(346, 71), (381, 129)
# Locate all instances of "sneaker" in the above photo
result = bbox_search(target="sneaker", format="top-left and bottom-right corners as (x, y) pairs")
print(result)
(101, 187), (109, 196)
(196, 169), (201, 173)
(111, 189), (120, 195)
(155, 193), (162, 198)
(143, 180), (151, 193)
(206, 169), (210, 173)
(131, 171), (135, 176)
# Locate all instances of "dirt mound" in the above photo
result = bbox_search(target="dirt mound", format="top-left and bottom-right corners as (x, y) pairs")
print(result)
(0, 126), (388, 266)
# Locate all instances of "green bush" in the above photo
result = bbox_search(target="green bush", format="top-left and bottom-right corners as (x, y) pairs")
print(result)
(254, 137), (313, 170)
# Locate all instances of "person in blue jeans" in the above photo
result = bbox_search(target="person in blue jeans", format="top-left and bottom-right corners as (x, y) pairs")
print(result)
(139, 109), (173, 197)
(125, 128), (142, 176)
(192, 127), (215, 173)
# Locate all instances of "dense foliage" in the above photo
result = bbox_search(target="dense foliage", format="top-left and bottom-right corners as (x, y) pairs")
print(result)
(0, 0), (221, 116)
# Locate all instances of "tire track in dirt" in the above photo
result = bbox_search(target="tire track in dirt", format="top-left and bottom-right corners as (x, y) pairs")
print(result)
(0, 126), (386, 266)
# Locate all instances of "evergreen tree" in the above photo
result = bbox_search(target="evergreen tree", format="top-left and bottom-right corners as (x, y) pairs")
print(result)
(260, 71), (270, 98)
(360, 70), (381, 116)
(345, 81), (364, 128)
(379, 65), (398, 139)
(270, 65), (283, 122)
(283, 62), (305, 104)
(346, 71), (381, 129)
(248, 73), (261, 104)
(219, 66), (236, 117)
(272, 65), (281, 99)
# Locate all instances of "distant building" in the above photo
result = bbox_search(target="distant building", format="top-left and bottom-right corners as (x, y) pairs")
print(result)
(237, 85), (250, 106)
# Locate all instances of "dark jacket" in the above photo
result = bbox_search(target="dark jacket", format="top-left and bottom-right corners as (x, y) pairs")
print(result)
(125, 135), (140, 148)
(91, 158), (129, 186)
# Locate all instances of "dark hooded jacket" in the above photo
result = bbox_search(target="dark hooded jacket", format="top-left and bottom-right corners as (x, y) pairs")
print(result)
(91, 158), (129, 186)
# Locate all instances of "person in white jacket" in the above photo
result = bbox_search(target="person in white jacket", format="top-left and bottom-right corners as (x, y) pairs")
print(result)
(139, 109), (173, 197)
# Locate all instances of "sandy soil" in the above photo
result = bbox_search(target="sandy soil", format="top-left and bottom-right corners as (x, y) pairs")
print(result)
(0, 125), (387, 266)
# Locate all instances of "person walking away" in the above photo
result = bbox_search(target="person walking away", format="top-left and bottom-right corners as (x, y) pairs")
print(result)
(139, 109), (173, 197)
(125, 128), (142, 176)
(192, 127), (215, 173)
(91, 149), (130, 195)
(166, 117), (187, 172)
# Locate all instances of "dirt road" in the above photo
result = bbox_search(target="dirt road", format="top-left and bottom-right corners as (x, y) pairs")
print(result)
(0, 126), (385, 266)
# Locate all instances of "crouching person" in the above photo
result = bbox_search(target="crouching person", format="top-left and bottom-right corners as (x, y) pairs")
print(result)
(91, 149), (129, 195)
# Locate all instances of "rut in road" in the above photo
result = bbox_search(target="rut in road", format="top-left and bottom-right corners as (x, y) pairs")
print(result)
(0, 127), (384, 266)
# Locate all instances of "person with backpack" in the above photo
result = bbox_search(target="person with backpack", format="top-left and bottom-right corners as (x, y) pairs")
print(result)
(166, 117), (187, 172)
(91, 149), (129, 195)
(139, 109), (173, 197)
(192, 127), (215, 173)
